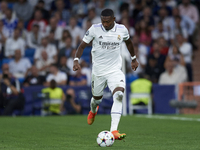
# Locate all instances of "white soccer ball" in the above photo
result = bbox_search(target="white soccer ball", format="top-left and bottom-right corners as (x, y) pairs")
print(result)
(96, 131), (115, 147)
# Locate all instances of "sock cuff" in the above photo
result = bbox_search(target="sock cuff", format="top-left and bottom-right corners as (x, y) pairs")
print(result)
(92, 97), (102, 105)
(113, 91), (124, 99)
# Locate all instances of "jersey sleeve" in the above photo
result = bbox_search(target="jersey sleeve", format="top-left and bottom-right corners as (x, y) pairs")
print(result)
(82, 25), (95, 44)
(123, 27), (130, 41)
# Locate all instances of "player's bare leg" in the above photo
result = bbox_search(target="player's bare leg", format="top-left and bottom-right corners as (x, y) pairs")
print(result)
(110, 87), (126, 140)
(87, 95), (102, 125)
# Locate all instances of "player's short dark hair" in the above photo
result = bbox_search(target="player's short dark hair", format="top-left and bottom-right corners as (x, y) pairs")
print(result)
(101, 9), (114, 17)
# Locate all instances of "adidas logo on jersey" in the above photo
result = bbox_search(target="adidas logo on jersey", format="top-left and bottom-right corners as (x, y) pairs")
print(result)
(99, 36), (103, 39)
(120, 80), (124, 82)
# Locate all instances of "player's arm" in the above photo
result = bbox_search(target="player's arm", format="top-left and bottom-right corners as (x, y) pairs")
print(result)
(73, 41), (88, 71)
(124, 38), (139, 71)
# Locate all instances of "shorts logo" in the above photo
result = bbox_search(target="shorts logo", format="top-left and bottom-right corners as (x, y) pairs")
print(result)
(120, 80), (124, 82)
(99, 36), (103, 39)
(117, 35), (121, 40)
(86, 30), (89, 36)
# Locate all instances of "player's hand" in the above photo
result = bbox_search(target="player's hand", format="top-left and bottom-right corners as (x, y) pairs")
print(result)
(131, 59), (139, 71)
(73, 60), (81, 71)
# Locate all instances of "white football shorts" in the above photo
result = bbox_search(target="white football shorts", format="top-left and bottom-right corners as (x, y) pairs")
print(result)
(91, 70), (125, 96)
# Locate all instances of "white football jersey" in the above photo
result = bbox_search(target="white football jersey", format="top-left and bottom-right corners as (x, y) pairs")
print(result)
(82, 22), (130, 76)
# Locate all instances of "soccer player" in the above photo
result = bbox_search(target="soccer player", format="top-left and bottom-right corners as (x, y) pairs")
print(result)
(73, 9), (138, 140)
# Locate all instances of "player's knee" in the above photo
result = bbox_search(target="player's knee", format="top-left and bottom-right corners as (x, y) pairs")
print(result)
(113, 91), (124, 101)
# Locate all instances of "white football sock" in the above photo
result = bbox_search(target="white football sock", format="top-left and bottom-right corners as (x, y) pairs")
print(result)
(90, 97), (102, 113)
(110, 91), (123, 132)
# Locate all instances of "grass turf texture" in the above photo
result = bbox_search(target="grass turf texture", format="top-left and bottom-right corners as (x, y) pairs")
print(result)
(0, 115), (200, 150)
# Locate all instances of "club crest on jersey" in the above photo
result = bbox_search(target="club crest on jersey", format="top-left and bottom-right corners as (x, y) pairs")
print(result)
(86, 30), (89, 36)
(117, 35), (121, 40)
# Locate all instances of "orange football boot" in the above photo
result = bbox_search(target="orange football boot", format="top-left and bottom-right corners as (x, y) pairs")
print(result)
(111, 130), (126, 140)
(87, 106), (99, 125)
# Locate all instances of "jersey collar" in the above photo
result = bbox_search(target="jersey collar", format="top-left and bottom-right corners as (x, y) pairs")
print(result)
(101, 22), (117, 32)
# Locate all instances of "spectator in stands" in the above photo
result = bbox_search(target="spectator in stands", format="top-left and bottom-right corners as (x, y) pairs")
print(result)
(136, 19), (152, 47)
(45, 64), (67, 86)
(170, 7), (195, 40)
(34, 0), (50, 21)
(118, 2), (134, 27)
(69, 68), (87, 86)
(42, 79), (66, 115)
(131, 35), (148, 75)
(178, 0), (199, 24)
(58, 56), (70, 80)
(176, 33), (193, 81)
(27, 9), (48, 33)
(0, 1), (16, 20)
(48, 30), (58, 48)
(145, 42), (166, 83)
(154, 0), (172, 16)
(16, 20), (27, 41)
(166, 0), (177, 8)
(58, 36), (73, 60)
(152, 20), (169, 41)
(53, 0), (70, 25)
(159, 58), (187, 84)
(58, 29), (71, 50)
(0, 1), (8, 19)
(82, 8), (101, 30)
(80, 60), (91, 86)
(132, 0), (144, 20)
(67, 49), (77, 76)
(0, 20), (9, 45)
(170, 16), (188, 42)
(45, 17), (63, 41)
(0, 63), (25, 116)
(5, 28), (26, 58)
(136, 6), (155, 31)
(35, 51), (54, 76)
(9, 49), (32, 79)
(34, 37), (57, 64)
(166, 45), (185, 66)
(2, 9), (18, 37)
(71, 0), (87, 16)
(156, 37), (169, 56)
(53, 11), (66, 28)
(23, 66), (45, 87)
(66, 17), (84, 48)
(121, 18), (135, 38)
(156, 7), (171, 32)
(13, 0), (34, 22)
(65, 88), (81, 114)
(27, 24), (43, 49)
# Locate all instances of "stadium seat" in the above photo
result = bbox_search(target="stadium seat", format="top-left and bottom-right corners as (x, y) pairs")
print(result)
(126, 74), (138, 84)
(83, 46), (92, 56)
(25, 48), (36, 57)
(129, 93), (152, 115)
(26, 57), (34, 64)
(18, 78), (25, 84)
(8, 3), (14, 9)
(81, 56), (90, 64)
(2, 58), (13, 64)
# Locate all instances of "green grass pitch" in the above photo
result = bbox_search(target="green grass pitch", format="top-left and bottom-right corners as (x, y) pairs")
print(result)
(0, 115), (200, 150)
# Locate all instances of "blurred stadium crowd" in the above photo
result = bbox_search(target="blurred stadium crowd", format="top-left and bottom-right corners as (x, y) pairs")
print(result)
(0, 0), (199, 87)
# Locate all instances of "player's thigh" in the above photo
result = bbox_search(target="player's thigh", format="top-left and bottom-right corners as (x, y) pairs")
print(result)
(106, 70), (125, 94)
(91, 74), (107, 97)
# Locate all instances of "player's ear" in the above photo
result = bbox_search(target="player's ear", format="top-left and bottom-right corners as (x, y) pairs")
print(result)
(113, 17), (116, 21)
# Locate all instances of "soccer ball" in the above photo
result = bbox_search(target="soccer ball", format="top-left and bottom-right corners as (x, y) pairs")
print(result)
(96, 131), (115, 147)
